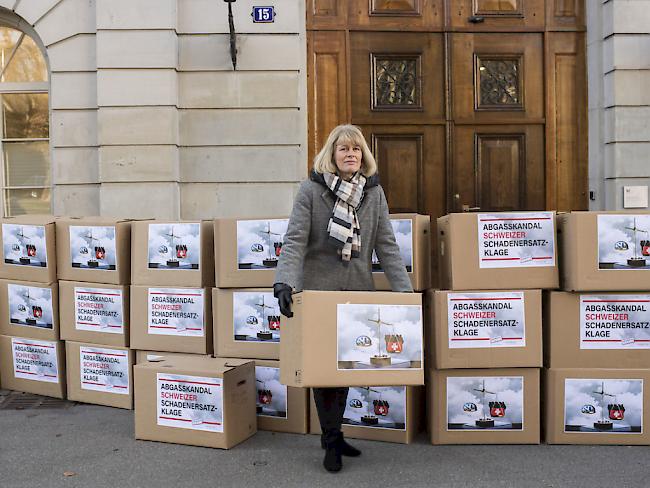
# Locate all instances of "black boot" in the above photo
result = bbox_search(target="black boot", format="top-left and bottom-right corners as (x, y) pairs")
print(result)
(322, 438), (342, 473)
(320, 432), (362, 457)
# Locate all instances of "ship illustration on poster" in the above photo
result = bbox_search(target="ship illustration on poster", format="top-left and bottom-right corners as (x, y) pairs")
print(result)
(255, 366), (287, 418)
(446, 376), (524, 431)
(371, 219), (413, 273)
(598, 215), (650, 270)
(236, 219), (289, 270)
(564, 378), (643, 433)
(337, 304), (422, 370)
(233, 292), (281, 343)
(343, 386), (406, 430)
(8, 284), (53, 329)
(147, 223), (200, 270)
(70, 226), (117, 270)
(2, 224), (47, 267)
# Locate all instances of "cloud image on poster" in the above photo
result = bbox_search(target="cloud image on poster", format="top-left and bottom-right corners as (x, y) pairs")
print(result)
(255, 366), (287, 418)
(69, 225), (117, 270)
(8, 284), (53, 329)
(598, 215), (650, 270)
(337, 304), (422, 370)
(2, 224), (47, 267)
(372, 219), (413, 273)
(564, 378), (643, 433)
(148, 223), (201, 270)
(446, 376), (524, 431)
(233, 292), (281, 343)
(343, 386), (406, 430)
(237, 219), (289, 270)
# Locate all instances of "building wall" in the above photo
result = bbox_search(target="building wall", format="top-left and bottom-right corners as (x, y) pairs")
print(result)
(3, 0), (307, 219)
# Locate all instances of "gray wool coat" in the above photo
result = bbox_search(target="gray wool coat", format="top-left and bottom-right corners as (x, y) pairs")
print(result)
(274, 172), (413, 293)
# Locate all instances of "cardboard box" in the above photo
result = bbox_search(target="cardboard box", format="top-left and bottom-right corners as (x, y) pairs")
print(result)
(309, 386), (422, 444)
(429, 289), (542, 369)
(134, 356), (257, 449)
(437, 212), (558, 291)
(130, 285), (213, 355)
(545, 368), (650, 445)
(66, 341), (134, 409)
(558, 211), (650, 291)
(213, 288), (279, 360)
(253, 359), (308, 434)
(546, 292), (650, 369)
(280, 291), (424, 387)
(131, 220), (214, 287)
(0, 215), (57, 283)
(135, 350), (211, 364)
(56, 217), (133, 285)
(428, 368), (540, 445)
(0, 279), (59, 341)
(0, 335), (66, 398)
(59, 280), (129, 347)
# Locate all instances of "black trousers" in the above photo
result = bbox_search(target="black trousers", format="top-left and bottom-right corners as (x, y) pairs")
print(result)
(313, 387), (349, 444)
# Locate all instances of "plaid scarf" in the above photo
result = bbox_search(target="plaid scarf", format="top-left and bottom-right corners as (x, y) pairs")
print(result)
(323, 171), (367, 261)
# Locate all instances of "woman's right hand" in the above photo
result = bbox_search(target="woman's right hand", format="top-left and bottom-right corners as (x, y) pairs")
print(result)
(273, 283), (294, 318)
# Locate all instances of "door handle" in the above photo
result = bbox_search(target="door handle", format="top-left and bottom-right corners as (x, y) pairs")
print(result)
(462, 205), (481, 212)
(468, 15), (485, 23)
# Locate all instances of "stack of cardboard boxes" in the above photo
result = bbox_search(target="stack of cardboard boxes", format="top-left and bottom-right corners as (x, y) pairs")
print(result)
(0, 216), (64, 398)
(545, 212), (650, 444)
(429, 212), (558, 444)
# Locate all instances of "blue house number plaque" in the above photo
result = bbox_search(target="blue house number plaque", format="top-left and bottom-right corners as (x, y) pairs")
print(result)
(252, 6), (276, 23)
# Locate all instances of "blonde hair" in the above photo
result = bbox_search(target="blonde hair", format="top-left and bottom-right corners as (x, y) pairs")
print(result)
(313, 124), (377, 177)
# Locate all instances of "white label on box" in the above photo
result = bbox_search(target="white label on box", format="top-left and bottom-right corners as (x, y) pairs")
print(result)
(148, 288), (204, 337)
(2, 223), (48, 268)
(564, 378), (643, 434)
(343, 386), (407, 431)
(597, 215), (650, 270)
(447, 292), (526, 349)
(8, 283), (54, 330)
(255, 366), (288, 419)
(236, 218), (289, 270)
(69, 225), (117, 271)
(75, 287), (124, 334)
(147, 223), (201, 270)
(579, 295), (650, 349)
(232, 291), (281, 343)
(157, 373), (223, 432)
(11, 337), (58, 383)
(80, 347), (129, 395)
(477, 212), (555, 268)
(372, 219), (413, 273)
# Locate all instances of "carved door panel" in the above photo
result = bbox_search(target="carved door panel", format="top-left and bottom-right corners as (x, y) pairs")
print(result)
(447, 0), (545, 31)
(348, 0), (444, 31)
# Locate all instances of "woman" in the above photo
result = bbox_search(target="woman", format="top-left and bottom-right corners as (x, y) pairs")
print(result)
(274, 124), (412, 473)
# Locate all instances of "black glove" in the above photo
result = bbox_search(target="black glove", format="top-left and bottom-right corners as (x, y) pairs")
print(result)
(273, 283), (293, 318)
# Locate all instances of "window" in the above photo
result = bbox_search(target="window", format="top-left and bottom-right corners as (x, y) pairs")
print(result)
(0, 27), (50, 216)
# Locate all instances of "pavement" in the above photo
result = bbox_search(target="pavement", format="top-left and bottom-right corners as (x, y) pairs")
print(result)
(0, 392), (648, 488)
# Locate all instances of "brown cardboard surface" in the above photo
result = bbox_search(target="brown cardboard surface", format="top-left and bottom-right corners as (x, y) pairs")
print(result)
(546, 292), (650, 369)
(66, 341), (133, 409)
(280, 291), (424, 387)
(558, 211), (650, 291)
(0, 216), (57, 283)
(213, 288), (279, 360)
(431, 289), (543, 369)
(0, 279), (59, 341)
(437, 213), (559, 291)
(545, 368), (650, 445)
(59, 280), (129, 347)
(131, 220), (214, 287)
(373, 214), (431, 292)
(309, 386), (422, 444)
(135, 350), (211, 364)
(56, 218), (133, 284)
(130, 285), (213, 354)
(0, 334), (66, 398)
(429, 368), (540, 445)
(134, 356), (257, 449)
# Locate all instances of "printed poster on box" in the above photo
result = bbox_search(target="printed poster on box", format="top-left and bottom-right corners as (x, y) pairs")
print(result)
(477, 212), (555, 269)
(8, 283), (54, 329)
(148, 288), (204, 337)
(11, 337), (58, 383)
(2, 224), (47, 267)
(236, 219), (289, 270)
(255, 366), (287, 418)
(446, 376), (524, 431)
(580, 295), (650, 350)
(233, 291), (280, 343)
(74, 287), (124, 334)
(337, 303), (423, 371)
(147, 223), (201, 270)
(157, 373), (223, 432)
(564, 378), (643, 433)
(598, 215), (650, 270)
(69, 225), (117, 270)
(447, 292), (526, 349)
(371, 220), (413, 273)
(80, 346), (129, 395)
(344, 386), (407, 430)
